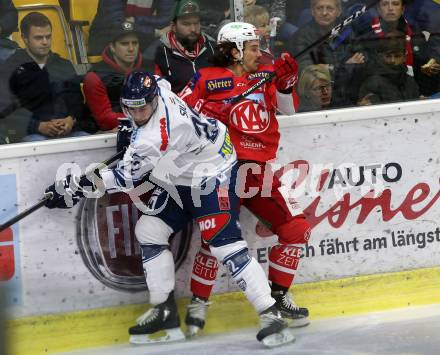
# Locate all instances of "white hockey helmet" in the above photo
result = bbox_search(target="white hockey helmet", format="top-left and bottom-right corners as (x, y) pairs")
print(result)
(217, 22), (260, 60)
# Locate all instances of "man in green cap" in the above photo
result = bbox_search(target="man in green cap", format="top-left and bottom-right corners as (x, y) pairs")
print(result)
(154, 0), (215, 93)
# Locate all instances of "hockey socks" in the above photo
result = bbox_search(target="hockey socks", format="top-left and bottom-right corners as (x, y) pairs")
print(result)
(269, 245), (310, 327)
(210, 242), (274, 313)
(268, 243), (302, 287)
(140, 244), (175, 305)
(190, 243), (219, 299)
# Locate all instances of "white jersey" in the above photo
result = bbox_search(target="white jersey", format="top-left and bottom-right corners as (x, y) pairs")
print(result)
(101, 80), (236, 190)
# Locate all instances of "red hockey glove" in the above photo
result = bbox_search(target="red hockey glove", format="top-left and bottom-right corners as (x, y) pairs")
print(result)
(194, 99), (232, 123)
(274, 52), (299, 93)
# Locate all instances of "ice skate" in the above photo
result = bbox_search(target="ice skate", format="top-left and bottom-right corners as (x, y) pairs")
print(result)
(272, 290), (310, 327)
(185, 296), (212, 337)
(129, 292), (185, 344)
(256, 304), (296, 348)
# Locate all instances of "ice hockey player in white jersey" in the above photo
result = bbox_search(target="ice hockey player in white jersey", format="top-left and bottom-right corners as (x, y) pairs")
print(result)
(44, 72), (295, 348)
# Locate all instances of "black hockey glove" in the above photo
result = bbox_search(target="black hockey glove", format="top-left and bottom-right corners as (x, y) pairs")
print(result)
(116, 118), (133, 153)
(45, 174), (99, 209)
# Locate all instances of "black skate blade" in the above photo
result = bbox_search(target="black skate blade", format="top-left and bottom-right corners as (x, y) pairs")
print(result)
(129, 327), (185, 345)
(261, 328), (296, 348)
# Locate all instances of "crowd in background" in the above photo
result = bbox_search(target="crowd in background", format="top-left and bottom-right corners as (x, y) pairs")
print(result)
(0, 0), (439, 143)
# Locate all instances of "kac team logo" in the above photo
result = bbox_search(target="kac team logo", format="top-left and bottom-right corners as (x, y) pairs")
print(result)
(230, 99), (270, 133)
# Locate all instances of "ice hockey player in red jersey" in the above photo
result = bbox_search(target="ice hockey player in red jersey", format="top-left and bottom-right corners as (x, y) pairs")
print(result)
(180, 21), (311, 336)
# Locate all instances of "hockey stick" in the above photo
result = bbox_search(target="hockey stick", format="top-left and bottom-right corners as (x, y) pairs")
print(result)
(229, 0), (379, 104)
(0, 150), (124, 233)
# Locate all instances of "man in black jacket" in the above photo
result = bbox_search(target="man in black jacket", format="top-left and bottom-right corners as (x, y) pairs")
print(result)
(154, 0), (215, 93)
(288, 0), (365, 72)
(0, 12), (88, 141)
(288, 0), (368, 108)
(0, 0), (18, 63)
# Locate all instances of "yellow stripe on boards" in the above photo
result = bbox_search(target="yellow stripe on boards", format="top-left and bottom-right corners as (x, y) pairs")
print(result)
(7, 266), (440, 355)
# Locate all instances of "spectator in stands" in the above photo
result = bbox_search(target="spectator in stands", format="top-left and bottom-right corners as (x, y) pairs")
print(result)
(154, 0), (215, 94)
(285, 1), (368, 33)
(199, 0), (288, 40)
(288, 0), (365, 72)
(358, 0), (436, 98)
(406, 0), (440, 32)
(405, 0), (440, 95)
(244, 5), (274, 64)
(246, 0), (286, 23)
(88, 0), (174, 56)
(0, 0), (18, 63)
(285, 1), (309, 28)
(252, 1), (297, 42)
(297, 64), (335, 112)
(0, 12), (87, 142)
(83, 21), (151, 131)
(198, 0), (230, 38)
(361, 0), (421, 75)
(357, 31), (420, 105)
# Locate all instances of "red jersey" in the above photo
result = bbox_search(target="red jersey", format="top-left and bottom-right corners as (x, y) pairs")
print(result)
(180, 64), (299, 162)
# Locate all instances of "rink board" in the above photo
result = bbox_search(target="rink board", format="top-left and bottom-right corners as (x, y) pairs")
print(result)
(2, 100), (440, 354)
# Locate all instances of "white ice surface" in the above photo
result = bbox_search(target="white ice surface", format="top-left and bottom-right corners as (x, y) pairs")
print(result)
(59, 303), (440, 355)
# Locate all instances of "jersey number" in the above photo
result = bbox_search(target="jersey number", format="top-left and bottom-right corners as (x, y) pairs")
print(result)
(191, 115), (219, 143)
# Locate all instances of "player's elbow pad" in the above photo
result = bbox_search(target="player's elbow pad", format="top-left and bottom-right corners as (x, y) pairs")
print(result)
(276, 91), (296, 115)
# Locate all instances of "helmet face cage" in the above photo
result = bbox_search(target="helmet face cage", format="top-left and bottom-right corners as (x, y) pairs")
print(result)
(217, 22), (260, 61)
(120, 72), (159, 125)
(121, 96), (158, 127)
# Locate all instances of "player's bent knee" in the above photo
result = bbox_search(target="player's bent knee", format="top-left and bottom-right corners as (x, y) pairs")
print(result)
(135, 215), (174, 245)
(276, 217), (311, 244)
(140, 244), (169, 263)
(210, 240), (250, 277)
(140, 245), (175, 305)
